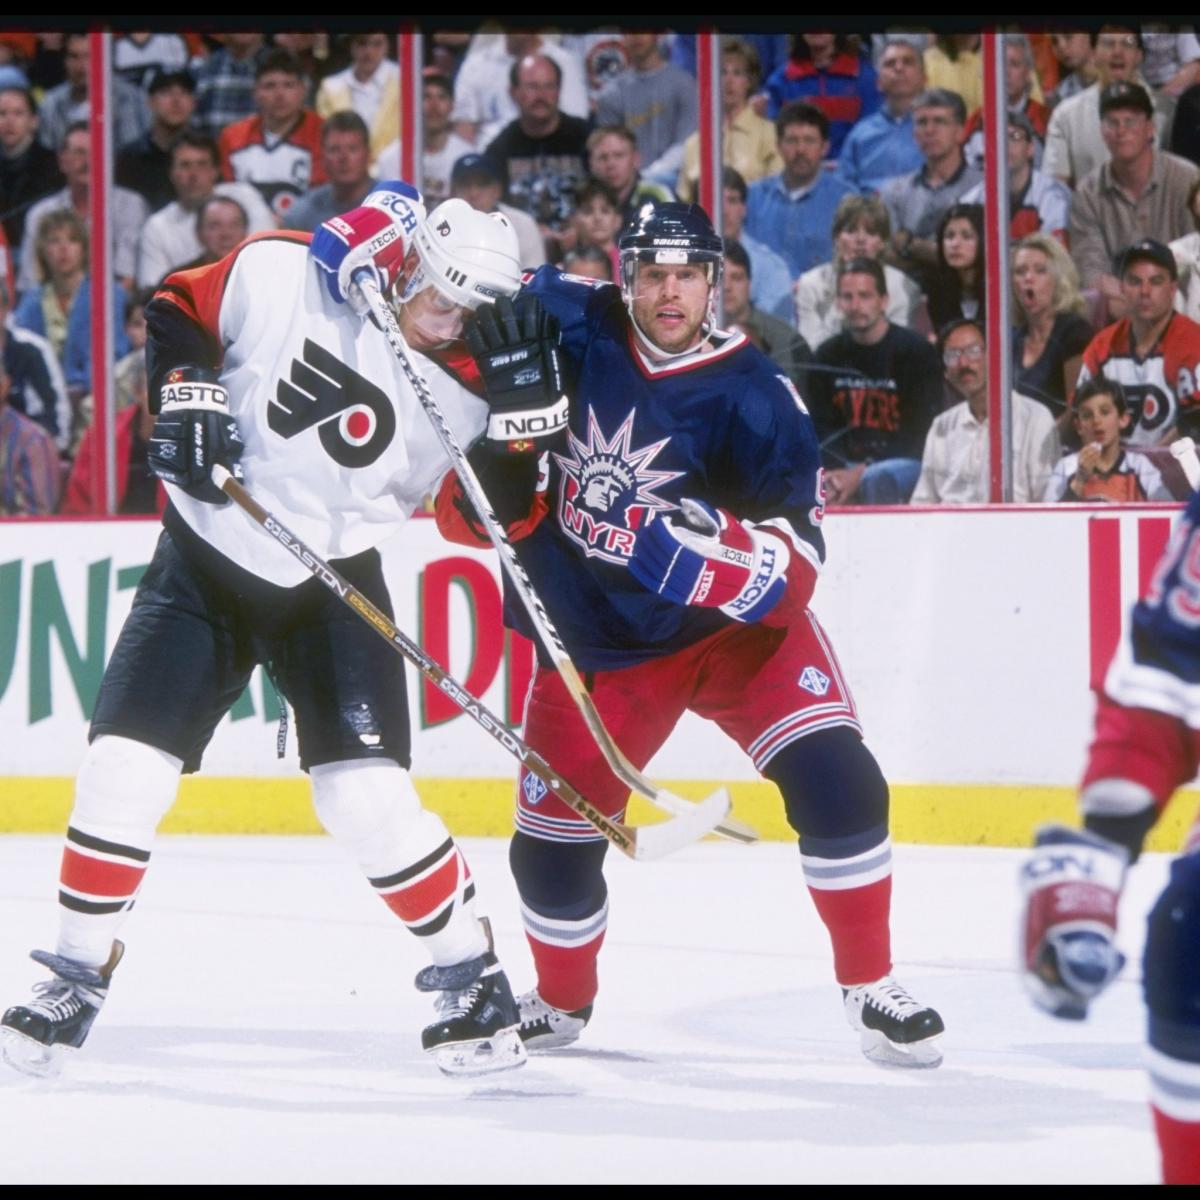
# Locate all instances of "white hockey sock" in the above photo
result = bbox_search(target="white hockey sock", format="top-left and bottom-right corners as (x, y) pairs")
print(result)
(311, 759), (488, 966)
(56, 735), (182, 967)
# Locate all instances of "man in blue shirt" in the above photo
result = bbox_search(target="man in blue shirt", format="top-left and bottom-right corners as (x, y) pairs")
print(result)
(838, 40), (926, 195)
(722, 167), (793, 321)
(745, 101), (855, 279)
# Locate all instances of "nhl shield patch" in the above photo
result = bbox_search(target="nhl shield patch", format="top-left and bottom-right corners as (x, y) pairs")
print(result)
(798, 666), (830, 696)
(522, 772), (548, 807)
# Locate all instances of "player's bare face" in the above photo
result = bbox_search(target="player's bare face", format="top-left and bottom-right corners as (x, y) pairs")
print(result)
(1012, 247), (1054, 318)
(631, 263), (710, 354)
(398, 282), (469, 350)
(1122, 262), (1175, 327)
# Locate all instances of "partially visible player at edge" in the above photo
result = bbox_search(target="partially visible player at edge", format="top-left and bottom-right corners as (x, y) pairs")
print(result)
(0, 181), (531, 1078)
(1020, 485), (1200, 1183)
(437, 202), (946, 1066)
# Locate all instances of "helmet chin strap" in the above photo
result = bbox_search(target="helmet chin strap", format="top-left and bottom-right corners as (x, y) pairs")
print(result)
(627, 282), (719, 362)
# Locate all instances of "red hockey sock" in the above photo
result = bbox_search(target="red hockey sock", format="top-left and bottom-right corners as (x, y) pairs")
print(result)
(1154, 1106), (1200, 1184)
(807, 876), (893, 986)
(526, 931), (605, 1013)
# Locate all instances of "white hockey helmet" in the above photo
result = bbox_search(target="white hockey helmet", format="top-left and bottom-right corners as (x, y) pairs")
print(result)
(405, 198), (522, 312)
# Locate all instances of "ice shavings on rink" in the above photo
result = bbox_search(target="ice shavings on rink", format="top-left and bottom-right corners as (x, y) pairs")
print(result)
(0, 836), (1166, 1184)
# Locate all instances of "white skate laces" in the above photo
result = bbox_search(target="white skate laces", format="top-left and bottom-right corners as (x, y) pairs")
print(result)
(843, 975), (944, 1069)
(516, 990), (592, 1050)
(1, 942), (123, 1079)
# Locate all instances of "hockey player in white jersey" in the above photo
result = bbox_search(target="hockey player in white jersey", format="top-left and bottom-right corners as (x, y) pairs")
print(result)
(0, 182), (530, 1079)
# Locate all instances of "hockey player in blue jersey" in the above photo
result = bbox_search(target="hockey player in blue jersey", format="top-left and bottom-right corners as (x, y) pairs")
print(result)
(438, 202), (945, 1067)
(1021, 487), (1200, 1183)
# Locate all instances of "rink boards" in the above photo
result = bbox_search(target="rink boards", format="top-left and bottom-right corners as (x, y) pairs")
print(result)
(0, 504), (1195, 847)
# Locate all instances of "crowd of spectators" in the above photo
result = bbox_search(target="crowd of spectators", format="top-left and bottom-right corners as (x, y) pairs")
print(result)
(5, 26), (1200, 516)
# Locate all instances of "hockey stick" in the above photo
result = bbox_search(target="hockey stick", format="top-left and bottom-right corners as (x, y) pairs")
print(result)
(210, 466), (727, 861)
(1170, 437), (1200, 491)
(356, 273), (758, 846)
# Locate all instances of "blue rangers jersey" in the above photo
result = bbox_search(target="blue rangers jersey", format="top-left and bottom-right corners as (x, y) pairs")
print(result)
(1106, 488), (1200, 723)
(461, 267), (827, 671)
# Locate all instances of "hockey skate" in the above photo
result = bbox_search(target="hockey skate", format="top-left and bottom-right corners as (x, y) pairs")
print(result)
(415, 939), (526, 1078)
(843, 975), (944, 1069)
(516, 990), (592, 1051)
(1, 941), (124, 1078)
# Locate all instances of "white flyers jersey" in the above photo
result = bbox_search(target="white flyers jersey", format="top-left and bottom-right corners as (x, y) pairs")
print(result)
(156, 233), (485, 589)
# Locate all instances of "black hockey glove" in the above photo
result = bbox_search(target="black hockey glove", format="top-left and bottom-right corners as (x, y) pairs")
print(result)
(147, 366), (244, 505)
(465, 294), (568, 454)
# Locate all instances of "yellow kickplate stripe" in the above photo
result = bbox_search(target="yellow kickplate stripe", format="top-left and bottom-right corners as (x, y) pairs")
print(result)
(0, 777), (1195, 850)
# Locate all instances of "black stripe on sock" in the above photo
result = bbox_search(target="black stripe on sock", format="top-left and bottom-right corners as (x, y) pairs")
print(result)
(368, 838), (454, 891)
(66, 826), (151, 864)
(58, 891), (127, 915)
(409, 903), (454, 938)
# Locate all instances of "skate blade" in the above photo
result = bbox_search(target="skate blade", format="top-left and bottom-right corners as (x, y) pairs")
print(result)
(429, 1027), (527, 1078)
(860, 1029), (943, 1070)
(0, 1027), (67, 1079)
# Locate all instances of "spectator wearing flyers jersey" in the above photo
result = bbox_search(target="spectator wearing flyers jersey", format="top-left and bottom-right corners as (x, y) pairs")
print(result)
(219, 50), (326, 221)
(962, 111), (1070, 243)
(962, 35), (1049, 170)
(1076, 239), (1200, 446)
(808, 257), (942, 506)
(1044, 376), (1171, 502)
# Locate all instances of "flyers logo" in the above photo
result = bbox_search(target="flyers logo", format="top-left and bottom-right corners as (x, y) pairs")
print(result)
(268, 339), (395, 468)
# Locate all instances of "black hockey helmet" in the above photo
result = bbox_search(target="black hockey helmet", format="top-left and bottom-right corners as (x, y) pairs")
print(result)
(618, 201), (724, 316)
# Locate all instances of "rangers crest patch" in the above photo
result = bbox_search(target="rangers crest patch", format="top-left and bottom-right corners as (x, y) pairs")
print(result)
(798, 666), (830, 696)
(553, 409), (683, 564)
(522, 772), (548, 807)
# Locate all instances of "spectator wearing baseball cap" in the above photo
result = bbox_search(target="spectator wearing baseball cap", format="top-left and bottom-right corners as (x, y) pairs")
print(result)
(449, 153), (546, 270)
(116, 68), (197, 212)
(1075, 236), (1200, 446)
(1069, 80), (1200, 317)
(1044, 26), (1167, 188)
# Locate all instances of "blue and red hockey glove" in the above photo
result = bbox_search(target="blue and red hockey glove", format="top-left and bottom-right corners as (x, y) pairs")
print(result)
(310, 180), (425, 317)
(628, 498), (791, 623)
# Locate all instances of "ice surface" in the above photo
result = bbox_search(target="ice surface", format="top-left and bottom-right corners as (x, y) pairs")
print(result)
(0, 837), (1168, 1184)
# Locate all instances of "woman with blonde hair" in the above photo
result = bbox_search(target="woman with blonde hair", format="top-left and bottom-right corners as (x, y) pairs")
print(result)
(1011, 231), (1093, 416)
(12, 208), (130, 407)
(793, 192), (920, 349)
(676, 38), (781, 202)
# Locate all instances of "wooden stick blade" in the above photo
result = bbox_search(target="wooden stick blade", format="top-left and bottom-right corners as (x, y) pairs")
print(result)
(633, 787), (736, 860)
